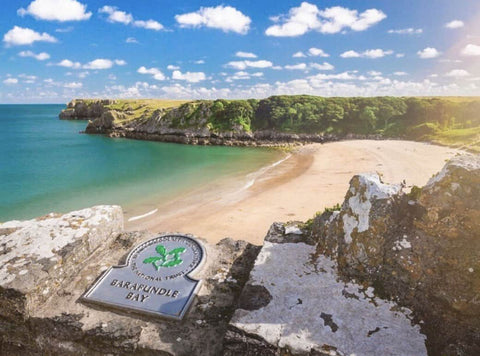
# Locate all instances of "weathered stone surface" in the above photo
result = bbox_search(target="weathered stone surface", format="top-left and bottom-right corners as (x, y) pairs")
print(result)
(85, 110), (128, 133)
(0, 205), (260, 355)
(313, 154), (480, 355)
(264, 222), (315, 245)
(59, 100), (115, 120)
(0, 205), (123, 301)
(226, 241), (427, 356)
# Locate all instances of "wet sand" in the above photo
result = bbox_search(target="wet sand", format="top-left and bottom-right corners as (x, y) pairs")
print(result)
(126, 140), (460, 245)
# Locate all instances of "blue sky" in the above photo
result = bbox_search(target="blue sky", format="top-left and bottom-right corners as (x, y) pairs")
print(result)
(1, 0), (480, 103)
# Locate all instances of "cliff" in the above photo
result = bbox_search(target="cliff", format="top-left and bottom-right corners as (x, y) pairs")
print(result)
(58, 97), (480, 149)
(1, 155), (478, 355)
(59, 99), (118, 120)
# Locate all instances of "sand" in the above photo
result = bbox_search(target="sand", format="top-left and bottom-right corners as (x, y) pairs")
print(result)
(126, 140), (461, 245)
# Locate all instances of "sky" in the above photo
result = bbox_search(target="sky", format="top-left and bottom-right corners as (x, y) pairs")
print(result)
(1, 0), (480, 103)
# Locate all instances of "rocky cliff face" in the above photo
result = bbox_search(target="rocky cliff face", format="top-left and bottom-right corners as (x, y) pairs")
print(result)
(59, 99), (117, 120)
(60, 99), (335, 146)
(1, 155), (478, 355)
(312, 154), (480, 355)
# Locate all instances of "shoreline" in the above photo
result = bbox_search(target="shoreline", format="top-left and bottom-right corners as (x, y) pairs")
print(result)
(126, 139), (462, 245)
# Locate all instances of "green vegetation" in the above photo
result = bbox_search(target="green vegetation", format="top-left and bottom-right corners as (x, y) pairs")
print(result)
(301, 203), (342, 231)
(84, 96), (480, 151)
(408, 186), (423, 200)
(322, 203), (342, 213)
(192, 96), (480, 150)
(104, 99), (190, 123)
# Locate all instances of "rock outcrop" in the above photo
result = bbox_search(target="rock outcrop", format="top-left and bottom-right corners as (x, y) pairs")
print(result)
(59, 99), (116, 120)
(61, 100), (336, 146)
(0, 206), (260, 355)
(1, 155), (478, 355)
(311, 154), (480, 355)
(224, 227), (427, 356)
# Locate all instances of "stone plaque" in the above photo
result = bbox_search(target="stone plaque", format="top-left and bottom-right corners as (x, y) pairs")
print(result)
(82, 234), (205, 320)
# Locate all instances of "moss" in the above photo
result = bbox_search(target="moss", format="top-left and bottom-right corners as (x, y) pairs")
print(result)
(409, 186), (423, 200)
(323, 203), (342, 214)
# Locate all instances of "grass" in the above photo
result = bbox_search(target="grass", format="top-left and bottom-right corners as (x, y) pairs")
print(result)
(104, 99), (191, 123)
(427, 126), (480, 153)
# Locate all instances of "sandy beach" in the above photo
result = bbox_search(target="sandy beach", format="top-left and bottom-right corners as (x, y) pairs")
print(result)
(126, 140), (460, 245)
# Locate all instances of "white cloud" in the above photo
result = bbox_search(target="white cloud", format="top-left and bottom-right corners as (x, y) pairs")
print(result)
(417, 47), (440, 59)
(83, 59), (114, 70)
(126, 37), (138, 44)
(99, 6), (132, 24)
(226, 71), (264, 81)
(368, 71), (382, 76)
(461, 44), (480, 56)
(133, 20), (164, 31)
(445, 20), (464, 29)
(17, 0), (91, 21)
(310, 62), (334, 70)
(308, 71), (360, 81)
(57, 59), (81, 69)
(167, 65), (180, 70)
(340, 50), (360, 58)
(194, 60), (205, 64)
(226, 60), (273, 70)
(396, 53), (405, 58)
(394, 71), (408, 76)
(340, 49), (393, 58)
(56, 58), (124, 70)
(18, 74), (37, 81)
(388, 28), (422, 35)
(265, 3), (386, 37)
(3, 78), (19, 85)
(236, 51), (257, 58)
(3, 26), (57, 46)
(64, 82), (82, 88)
(172, 70), (206, 83)
(175, 5), (251, 34)
(308, 47), (329, 57)
(137, 66), (166, 81)
(55, 26), (73, 33)
(445, 69), (470, 77)
(363, 49), (393, 58)
(99, 6), (163, 31)
(292, 51), (306, 58)
(18, 50), (50, 60)
(284, 63), (307, 70)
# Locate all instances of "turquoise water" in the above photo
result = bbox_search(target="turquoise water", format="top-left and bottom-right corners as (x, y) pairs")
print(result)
(0, 105), (280, 221)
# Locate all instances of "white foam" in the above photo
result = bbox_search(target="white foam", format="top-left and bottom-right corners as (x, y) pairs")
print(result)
(128, 208), (158, 222)
(243, 154), (291, 190)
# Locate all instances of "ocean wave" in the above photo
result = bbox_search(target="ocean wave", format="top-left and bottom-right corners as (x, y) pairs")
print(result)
(128, 208), (158, 222)
(243, 154), (292, 190)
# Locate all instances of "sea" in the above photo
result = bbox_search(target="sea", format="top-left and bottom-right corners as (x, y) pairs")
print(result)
(0, 104), (282, 222)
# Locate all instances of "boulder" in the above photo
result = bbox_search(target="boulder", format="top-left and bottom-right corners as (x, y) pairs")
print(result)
(225, 230), (427, 356)
(0, 206), (260, 355)
(313, 154), (480, 355)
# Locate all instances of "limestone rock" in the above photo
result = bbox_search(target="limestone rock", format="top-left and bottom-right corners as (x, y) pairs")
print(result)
(0, 206), (260, 355)
(225, 240), (427, 356)
(313, 154), (480, 355)
(59, 100), (114, 120)
(85, 110), (127, 133)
